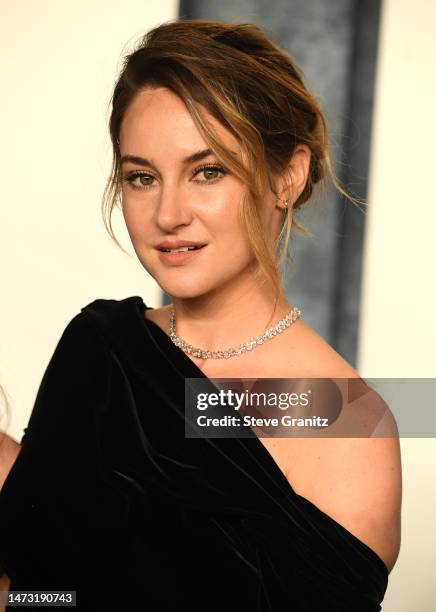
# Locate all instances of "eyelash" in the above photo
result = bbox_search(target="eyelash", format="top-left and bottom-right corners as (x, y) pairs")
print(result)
(121, 163), (228, 191)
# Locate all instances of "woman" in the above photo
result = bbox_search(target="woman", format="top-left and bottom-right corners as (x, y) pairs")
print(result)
(0, 19), (401, 611)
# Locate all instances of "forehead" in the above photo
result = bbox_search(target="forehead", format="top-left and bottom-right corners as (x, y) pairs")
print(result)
(119, 86), (238, 155)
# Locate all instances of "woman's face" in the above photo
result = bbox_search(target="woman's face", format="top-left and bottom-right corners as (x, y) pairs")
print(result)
(119, 86), (281, 299)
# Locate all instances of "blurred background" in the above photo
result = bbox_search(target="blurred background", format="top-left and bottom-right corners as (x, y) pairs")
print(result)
(1, 1), (435, 609)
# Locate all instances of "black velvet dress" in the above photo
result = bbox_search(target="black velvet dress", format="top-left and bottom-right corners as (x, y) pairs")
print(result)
(0, 296), (389, 610)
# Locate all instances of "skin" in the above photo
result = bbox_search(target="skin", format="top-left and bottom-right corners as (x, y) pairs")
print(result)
(0, 433), (20, 491)
(119, 86), (308, 353)
(119, 86), (402, 575)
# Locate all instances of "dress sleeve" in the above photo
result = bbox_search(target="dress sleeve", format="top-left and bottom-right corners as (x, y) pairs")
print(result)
(0, 311), (111, 590)
(17, 312), (110, 451)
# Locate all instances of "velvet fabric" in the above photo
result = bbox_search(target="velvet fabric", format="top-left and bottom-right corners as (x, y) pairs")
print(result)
(0, 296), (388, 610)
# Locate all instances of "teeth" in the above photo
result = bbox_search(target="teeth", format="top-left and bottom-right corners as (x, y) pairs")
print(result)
(162, 246), (200, 253)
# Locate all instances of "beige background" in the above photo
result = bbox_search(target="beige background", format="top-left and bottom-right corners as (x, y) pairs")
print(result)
(0, 1), (176, 438)
(359, 1), (436, 610)
(1, 1), (435, 610)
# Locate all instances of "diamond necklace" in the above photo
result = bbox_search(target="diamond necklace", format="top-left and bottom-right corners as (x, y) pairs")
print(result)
(168, 305), (302, 360)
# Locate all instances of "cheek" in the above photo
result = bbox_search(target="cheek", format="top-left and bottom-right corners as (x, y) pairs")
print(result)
(207, 217), (254, 266)
(197, 186), (246, 238)
(199, 213), (253, 265)
(121, 201), (150, 241)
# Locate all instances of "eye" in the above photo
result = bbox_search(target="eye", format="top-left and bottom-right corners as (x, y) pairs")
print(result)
(192, 164), (228, 184)
(122, 171), (155, 190)
(121, 163), (228, 192)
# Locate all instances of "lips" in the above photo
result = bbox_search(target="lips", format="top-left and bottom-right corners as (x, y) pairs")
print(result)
(157, 244), (207, 266)
(155, 240), (208, 251)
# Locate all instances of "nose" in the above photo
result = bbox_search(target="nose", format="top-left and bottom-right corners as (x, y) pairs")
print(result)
(155, 183), (193, 233)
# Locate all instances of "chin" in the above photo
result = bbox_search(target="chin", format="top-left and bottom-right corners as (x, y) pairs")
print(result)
(157, 277), (213, 300)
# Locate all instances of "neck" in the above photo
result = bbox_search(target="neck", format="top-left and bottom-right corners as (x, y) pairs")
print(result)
(167, 277), (294, 352)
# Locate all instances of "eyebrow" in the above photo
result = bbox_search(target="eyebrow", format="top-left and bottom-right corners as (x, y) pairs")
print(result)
(120, 148), (216, 169)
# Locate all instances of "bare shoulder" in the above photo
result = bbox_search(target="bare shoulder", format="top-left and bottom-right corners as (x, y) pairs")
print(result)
(279, 319), (402, 574)
(288, 434), (403, 574)
(281, 317), (360, 377)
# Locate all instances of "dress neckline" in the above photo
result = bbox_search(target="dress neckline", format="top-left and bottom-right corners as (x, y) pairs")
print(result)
(132, 295), (389, 580)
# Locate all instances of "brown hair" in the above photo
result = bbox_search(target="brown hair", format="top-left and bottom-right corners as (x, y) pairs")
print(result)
(102, 19), (360, 302)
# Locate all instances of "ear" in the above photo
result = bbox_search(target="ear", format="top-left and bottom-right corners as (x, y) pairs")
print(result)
(277, 144), (311, 208)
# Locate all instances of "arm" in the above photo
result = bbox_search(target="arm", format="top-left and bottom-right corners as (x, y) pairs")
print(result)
(285, 433), (402, 574)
